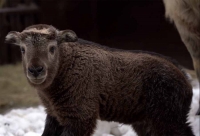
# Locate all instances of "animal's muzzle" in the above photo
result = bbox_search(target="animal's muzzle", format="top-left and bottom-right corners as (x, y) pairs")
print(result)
(28, 66), (44, 77)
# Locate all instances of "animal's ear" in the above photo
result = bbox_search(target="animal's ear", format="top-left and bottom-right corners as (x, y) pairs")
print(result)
(57, 30), (78, 44)
(5, 31), (21, 45)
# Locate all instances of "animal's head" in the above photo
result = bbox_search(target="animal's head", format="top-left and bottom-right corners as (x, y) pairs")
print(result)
(5, 24), (77, 88)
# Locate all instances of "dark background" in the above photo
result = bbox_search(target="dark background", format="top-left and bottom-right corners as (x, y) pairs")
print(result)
(0, 0), (193, 69)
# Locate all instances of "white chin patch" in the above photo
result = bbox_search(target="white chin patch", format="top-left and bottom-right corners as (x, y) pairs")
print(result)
(29, 78), (46, 85)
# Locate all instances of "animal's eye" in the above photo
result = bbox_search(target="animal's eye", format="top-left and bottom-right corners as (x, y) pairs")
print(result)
(50, 46), (55, 54)
(20, 47), (25, 54)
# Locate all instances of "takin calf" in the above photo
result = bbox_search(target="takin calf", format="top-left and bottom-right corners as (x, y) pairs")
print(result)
(5, 24), (194, 136)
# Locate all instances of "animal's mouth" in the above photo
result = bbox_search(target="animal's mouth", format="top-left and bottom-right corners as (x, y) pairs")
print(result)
(26, 68), (47, 85)
(28, 77), (46, 85)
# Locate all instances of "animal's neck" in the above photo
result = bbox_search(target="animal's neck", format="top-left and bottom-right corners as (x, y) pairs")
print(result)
(42, 43), (75, 95)
(57, 43), (74, 76)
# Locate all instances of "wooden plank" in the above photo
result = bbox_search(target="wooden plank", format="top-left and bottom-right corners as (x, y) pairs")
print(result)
(0, 1), (39, 65)
(0, 3), (39, 14)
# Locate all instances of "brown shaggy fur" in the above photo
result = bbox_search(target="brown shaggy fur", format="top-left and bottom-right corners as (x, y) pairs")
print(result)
(6, 24), (194, 136)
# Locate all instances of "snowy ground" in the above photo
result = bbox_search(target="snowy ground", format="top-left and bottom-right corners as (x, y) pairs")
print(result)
(0, 106), (137, 136)
(0, 82), (199, 136)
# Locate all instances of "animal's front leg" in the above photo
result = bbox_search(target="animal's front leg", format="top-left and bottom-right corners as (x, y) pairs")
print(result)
(42, 114), (64, 136)
(60, 117), (97, 136)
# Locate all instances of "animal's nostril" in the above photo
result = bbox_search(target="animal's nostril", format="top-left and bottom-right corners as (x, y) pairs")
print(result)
(36, 67), (43, 73)
(28, 67), (35, 74)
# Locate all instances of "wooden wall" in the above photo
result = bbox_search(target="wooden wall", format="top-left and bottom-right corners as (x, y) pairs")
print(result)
(0, 0), (193, 69)
(0, 0), (39, 64)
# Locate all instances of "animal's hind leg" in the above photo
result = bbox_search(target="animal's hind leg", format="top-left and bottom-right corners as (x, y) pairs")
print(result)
(145, 93), (195, 136)
(132, 121), (194, 136)
(149, 121), (194, 136)
(132, 122), (151, 136)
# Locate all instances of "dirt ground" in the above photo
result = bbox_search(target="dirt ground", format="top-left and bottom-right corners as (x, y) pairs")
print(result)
(0, 63), (40, 114)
